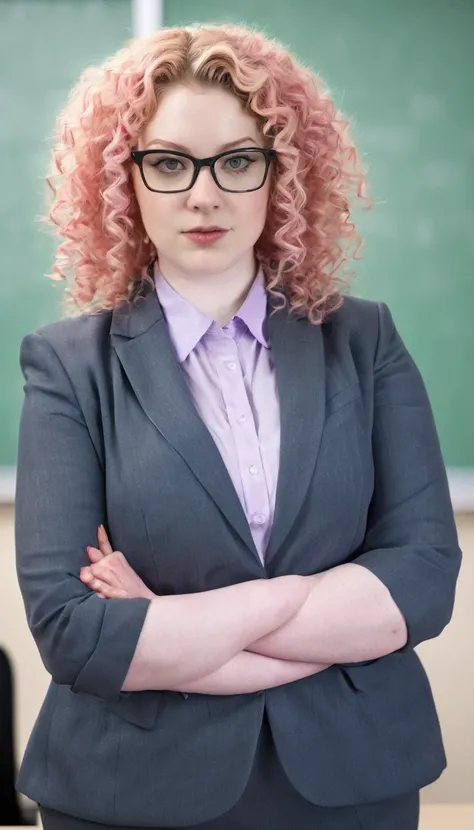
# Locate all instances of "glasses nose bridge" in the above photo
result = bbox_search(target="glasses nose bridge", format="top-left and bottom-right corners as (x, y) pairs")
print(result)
(190, 156), (220, 192)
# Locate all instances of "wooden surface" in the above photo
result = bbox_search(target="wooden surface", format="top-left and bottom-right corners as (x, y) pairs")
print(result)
(419, 803), (474, 829)
(2, 802), (474, 829)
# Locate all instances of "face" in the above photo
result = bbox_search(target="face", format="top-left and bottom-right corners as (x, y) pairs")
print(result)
(132, 83), (272, 282)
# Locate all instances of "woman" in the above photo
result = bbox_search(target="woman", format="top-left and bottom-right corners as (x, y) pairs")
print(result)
(15, 22), (461, 830)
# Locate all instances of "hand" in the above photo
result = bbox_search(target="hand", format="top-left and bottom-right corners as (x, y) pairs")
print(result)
(80, 525), (156, 601)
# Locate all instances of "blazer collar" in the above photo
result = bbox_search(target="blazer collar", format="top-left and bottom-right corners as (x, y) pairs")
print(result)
(110, 277), (325, 567)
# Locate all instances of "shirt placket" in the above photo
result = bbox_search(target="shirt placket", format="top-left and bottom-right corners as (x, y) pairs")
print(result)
(215, 321), (270, 562)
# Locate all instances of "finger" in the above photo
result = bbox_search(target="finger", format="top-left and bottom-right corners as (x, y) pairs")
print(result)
(90, 563), (121, 588)
(99, 585), (128, 599)
(81, 568), (116, 595)
(80, 568), (92, 583)
(97, 525), (114, 557)
(87, 546), (104, 564)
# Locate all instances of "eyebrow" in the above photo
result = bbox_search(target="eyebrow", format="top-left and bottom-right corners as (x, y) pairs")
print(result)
(144, 136), (260, 152)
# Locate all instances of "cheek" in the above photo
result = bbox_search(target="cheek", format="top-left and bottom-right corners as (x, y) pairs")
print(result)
(237, 192), (268, 236)
(136, 189), (179, 240)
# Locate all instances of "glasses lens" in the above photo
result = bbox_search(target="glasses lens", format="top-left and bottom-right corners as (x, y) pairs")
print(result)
(141, 152), (194, 192)
(214, 150), (267, 191)
(140, 149), (269, 192)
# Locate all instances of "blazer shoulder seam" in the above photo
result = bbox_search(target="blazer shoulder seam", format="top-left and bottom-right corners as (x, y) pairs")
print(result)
(29, 330), (85, 417)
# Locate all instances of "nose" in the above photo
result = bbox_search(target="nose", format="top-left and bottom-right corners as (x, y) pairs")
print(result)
(186, 166), (223, 210)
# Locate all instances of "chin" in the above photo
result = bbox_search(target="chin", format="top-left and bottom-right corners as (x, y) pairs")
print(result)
(182, 254), (232, 274)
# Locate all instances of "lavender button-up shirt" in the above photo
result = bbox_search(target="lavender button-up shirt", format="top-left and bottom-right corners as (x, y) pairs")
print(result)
(155, 268), (281, 564)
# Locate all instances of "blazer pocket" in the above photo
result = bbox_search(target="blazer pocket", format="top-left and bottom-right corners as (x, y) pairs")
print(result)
(325, 383), (361, 419)
(338, 659), (379, 668)
(338, 646), (420, 693)
(338, 659), (380, 694)
(106, 690), (163, 729)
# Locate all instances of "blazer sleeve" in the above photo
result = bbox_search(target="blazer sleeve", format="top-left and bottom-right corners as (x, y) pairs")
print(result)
(353, 302), (462, 648)
(15, 331), (151, 702)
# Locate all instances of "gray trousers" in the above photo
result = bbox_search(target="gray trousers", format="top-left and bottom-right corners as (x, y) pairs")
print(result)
(40, 711), (420, 830)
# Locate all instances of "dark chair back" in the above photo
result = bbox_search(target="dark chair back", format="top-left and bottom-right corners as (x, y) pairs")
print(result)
(0, 646), (24, 825)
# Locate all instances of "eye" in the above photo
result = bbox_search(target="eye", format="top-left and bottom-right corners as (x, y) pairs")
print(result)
(223, 155), (254, 171)
(151, 157), (185, 172)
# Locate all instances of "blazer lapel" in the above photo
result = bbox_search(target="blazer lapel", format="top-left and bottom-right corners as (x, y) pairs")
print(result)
(264, 297), (326, 565)
(111, 280), (259, 560)
(110, 278), (326, 569)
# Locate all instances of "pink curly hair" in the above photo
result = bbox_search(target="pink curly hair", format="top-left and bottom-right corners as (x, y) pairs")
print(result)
(45, 22), (370, 323)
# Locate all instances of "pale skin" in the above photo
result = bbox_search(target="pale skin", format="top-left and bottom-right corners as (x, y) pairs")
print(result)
(80, 527), (330, 694)
(80, 525), (407, 696)
(79, 83), (408, 696)
(131, 82), (274, 325)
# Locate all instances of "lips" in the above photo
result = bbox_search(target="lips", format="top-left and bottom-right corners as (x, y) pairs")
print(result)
(185, 227), (227, 233)
(184, 228), (228, 245)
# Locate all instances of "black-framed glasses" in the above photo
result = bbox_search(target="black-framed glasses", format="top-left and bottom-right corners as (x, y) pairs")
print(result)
(131, 146), (277, 193)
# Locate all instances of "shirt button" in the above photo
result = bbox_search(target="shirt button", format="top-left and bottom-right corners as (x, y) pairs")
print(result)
(225, 361), (237, 370)
(249, 465), (259, 476)
(253, 513), (266, 525)
(237, 414), (247, 423)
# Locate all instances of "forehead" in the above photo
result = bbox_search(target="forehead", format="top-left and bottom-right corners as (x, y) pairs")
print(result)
(140, 83), (261, 153)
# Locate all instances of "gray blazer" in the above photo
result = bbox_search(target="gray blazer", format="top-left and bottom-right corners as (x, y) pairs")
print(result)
(15, 279), (462, 826)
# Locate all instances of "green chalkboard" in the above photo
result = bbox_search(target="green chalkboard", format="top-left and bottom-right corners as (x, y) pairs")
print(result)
(164, 0), (474, 468)
(0, 0), (132, 467)
(1, 0), (473, 470)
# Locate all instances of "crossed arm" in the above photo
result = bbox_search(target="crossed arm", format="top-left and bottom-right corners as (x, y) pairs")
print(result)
(83, 527), (407, 696)
(246, 563), (407, 663)
(180, 564), (407, 695)
(120, 563), (407, 696)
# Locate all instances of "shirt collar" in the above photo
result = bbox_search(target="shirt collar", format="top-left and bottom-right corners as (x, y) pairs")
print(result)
(154, 266), (269, 363)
